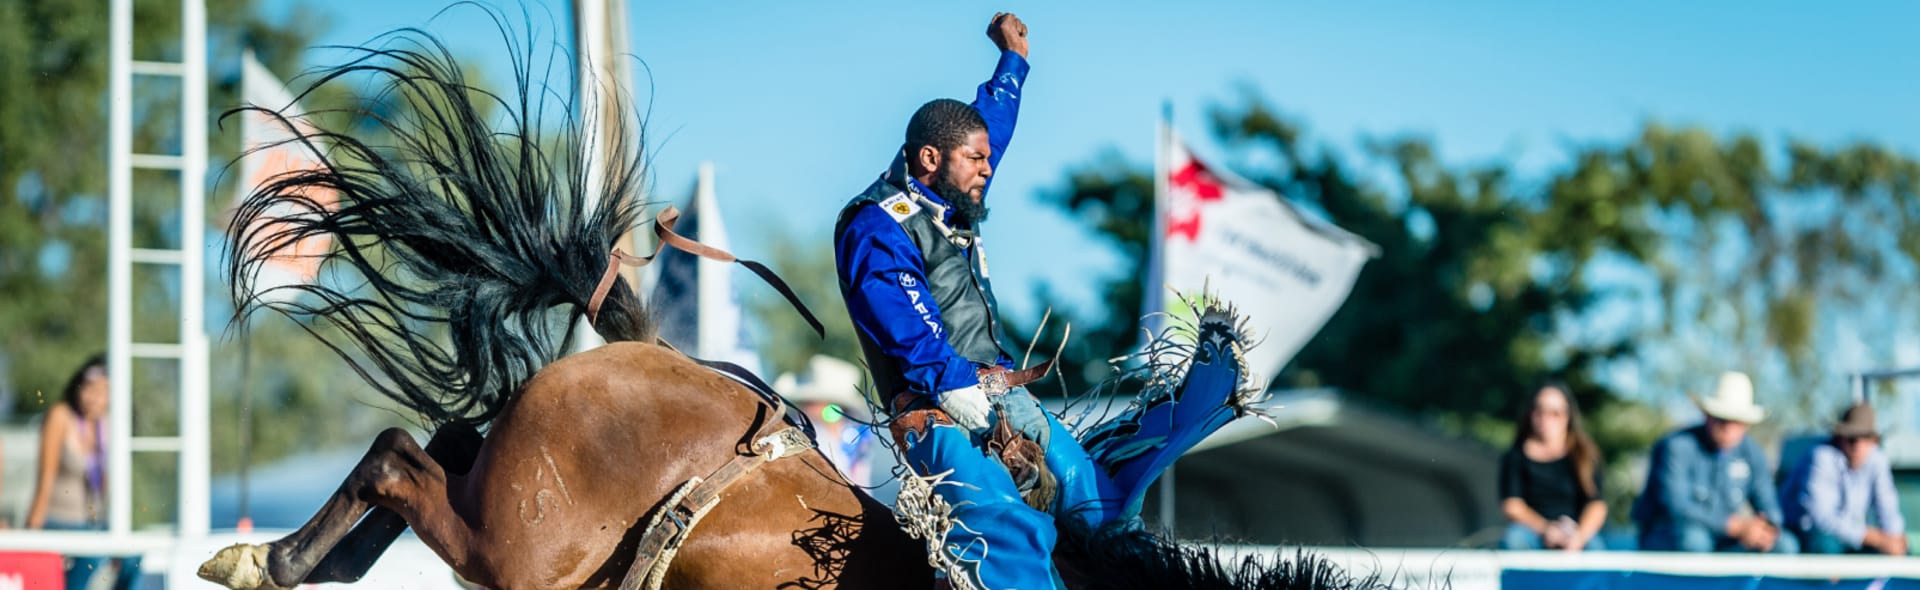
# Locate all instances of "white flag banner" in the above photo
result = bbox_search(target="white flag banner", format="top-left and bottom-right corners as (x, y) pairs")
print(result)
(648, 163), (765, 373)
(236, 50), (335, 304)
(1155, 130), (1375, 382)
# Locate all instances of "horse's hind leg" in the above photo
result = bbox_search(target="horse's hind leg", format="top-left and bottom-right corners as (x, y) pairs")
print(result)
(304, 423), (484, 584)
(199, 427), (479, 590)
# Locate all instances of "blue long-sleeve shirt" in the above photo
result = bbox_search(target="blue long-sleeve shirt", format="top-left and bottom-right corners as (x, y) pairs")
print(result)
(1633, 424), (1785, 536)
(835, 50), (1028, 396)
(1781, 443), (1905, 547)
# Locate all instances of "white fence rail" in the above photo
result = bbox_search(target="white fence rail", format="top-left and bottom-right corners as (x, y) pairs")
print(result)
(0, 533), (1912, 589)
(1222, 546), (1920, 589)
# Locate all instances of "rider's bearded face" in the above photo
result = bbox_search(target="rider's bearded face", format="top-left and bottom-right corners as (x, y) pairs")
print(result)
(932, 129), (994, 225)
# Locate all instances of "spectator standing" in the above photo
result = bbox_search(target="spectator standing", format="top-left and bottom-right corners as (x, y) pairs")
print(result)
(27, 354), (142, 589)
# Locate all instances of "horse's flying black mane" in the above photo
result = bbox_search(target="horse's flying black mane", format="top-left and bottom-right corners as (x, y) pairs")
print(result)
(223, 8), (654, 427)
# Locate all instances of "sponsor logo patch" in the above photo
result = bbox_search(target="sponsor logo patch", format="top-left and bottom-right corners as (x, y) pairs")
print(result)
(879, 193), (919, 222)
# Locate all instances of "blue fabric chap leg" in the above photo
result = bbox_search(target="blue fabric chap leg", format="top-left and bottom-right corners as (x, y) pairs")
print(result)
(1089, 314), (1248, 520)
(997, 388), (1123, 529)
(902, 419), (1064, 590)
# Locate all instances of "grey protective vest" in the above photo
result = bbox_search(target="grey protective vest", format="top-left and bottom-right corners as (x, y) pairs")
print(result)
(835, 164), (1014, 399)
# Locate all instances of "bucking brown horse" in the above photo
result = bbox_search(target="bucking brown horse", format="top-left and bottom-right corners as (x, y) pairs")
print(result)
(200, 17), (1383, 590)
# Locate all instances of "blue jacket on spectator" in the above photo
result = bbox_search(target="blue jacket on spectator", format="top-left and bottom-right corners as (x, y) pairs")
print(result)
(1633, 423), (1792, 552)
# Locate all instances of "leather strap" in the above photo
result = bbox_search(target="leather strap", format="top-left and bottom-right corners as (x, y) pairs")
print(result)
(587, 249), (650, 324)
(979, 358), (1054, 391)
(585, 207), (825, 340)
(620, 425), (815, 590)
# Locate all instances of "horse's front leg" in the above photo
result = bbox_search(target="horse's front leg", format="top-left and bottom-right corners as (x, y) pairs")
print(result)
(199, 426), (481, 589)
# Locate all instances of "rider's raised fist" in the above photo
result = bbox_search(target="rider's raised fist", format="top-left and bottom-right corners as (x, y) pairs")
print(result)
(988, 12), (1029, 59)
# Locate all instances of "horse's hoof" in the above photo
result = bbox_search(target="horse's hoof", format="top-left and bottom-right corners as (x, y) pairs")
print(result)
(198, 543), (289, 590)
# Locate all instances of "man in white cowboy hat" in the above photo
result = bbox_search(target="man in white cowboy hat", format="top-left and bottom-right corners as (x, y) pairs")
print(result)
(773, 355), (885, 490)
(1780, 402), (1908, 555)
(1632, 371), (1800, 553)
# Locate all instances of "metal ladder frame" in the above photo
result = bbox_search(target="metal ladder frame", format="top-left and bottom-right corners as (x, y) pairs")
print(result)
(106, 0), (211, 537)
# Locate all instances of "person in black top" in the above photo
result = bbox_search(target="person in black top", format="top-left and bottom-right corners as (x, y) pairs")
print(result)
(1499, 382), (1609, 550)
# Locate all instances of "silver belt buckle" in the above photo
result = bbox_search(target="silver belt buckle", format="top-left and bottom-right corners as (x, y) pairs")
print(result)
(979, 370), (1011, 396)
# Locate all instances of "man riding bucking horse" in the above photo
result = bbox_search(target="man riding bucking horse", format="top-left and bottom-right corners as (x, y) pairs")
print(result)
(834, 12), (1264, 590)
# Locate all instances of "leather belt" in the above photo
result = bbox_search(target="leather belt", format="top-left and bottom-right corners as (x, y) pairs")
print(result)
(976, 358), (1053, 394)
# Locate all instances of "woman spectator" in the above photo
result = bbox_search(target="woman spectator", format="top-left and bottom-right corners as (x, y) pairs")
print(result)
(1499, 382), (1608, 551)
(27, 353), (140, 589)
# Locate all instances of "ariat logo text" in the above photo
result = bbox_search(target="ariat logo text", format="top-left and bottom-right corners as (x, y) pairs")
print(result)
(898, 273), (939, 337)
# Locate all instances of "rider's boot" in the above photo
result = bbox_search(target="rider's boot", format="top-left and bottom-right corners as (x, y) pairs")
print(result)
(1079, 305), (1253, 520)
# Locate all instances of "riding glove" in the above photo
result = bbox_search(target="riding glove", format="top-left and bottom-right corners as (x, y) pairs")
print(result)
(936, 384), (993, 433)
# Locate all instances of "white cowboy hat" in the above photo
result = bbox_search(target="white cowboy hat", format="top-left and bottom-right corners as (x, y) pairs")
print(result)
(772, 355), (872, 422)
(1693, 371), (1767, 424)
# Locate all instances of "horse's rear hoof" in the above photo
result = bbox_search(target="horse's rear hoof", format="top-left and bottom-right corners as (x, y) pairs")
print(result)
(199, 543), (289, 590)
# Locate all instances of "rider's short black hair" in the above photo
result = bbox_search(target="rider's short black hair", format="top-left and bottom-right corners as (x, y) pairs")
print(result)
(905, 99), (987, 156)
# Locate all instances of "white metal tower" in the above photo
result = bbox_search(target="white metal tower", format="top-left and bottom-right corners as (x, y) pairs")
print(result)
(107, 0), (211, 536)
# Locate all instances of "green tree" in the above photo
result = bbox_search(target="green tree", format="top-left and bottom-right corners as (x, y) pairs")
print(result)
(1553, 126), (1920, 431)
(747, 229), (865, 381)
(0, 0), (330, 416)
(1035, 90), (1920, 469)
(0, 0), (432, 526)
(1032, 93), (1645, 437)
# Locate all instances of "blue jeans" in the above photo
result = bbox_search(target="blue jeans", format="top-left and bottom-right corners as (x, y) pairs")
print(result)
(44, 519), (141, 590)
(1500, 523), (1607, 550)
(994, 388), (1124, 528)
(1640, 521), (1801, 554)
(1795, 529), (1872, 555)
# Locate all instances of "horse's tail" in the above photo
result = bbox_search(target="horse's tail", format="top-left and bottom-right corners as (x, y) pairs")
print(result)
(224, 19), (653, 428)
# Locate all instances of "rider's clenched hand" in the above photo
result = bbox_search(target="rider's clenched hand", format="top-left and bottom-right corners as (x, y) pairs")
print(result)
(937, 384), (994, 434)
(987, 12), (1029, 59)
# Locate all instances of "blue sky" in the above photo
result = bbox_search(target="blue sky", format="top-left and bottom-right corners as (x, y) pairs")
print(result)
(258, 1), (1920, 412)
(265, 1), (1920, 320)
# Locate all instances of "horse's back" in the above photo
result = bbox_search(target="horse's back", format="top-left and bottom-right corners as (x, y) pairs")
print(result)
(458, 341), (766, 587)
(459, 342), (925, 589)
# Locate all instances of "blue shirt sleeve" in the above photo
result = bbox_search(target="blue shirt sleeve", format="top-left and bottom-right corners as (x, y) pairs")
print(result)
(977, 52), (1025, 373)
(835, 205), (983, 395)
(1872, 451), (1907, 536)
(1653, 433), (1727, 535)
(972, 50), (1029, 198)
(1801, 445), (1865, 546)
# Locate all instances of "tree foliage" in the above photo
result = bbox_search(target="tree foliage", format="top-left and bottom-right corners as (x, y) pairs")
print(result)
(1036, 90), (1920, 466)
(0, 0), (416, 498)
(747, 230), (865, 381)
